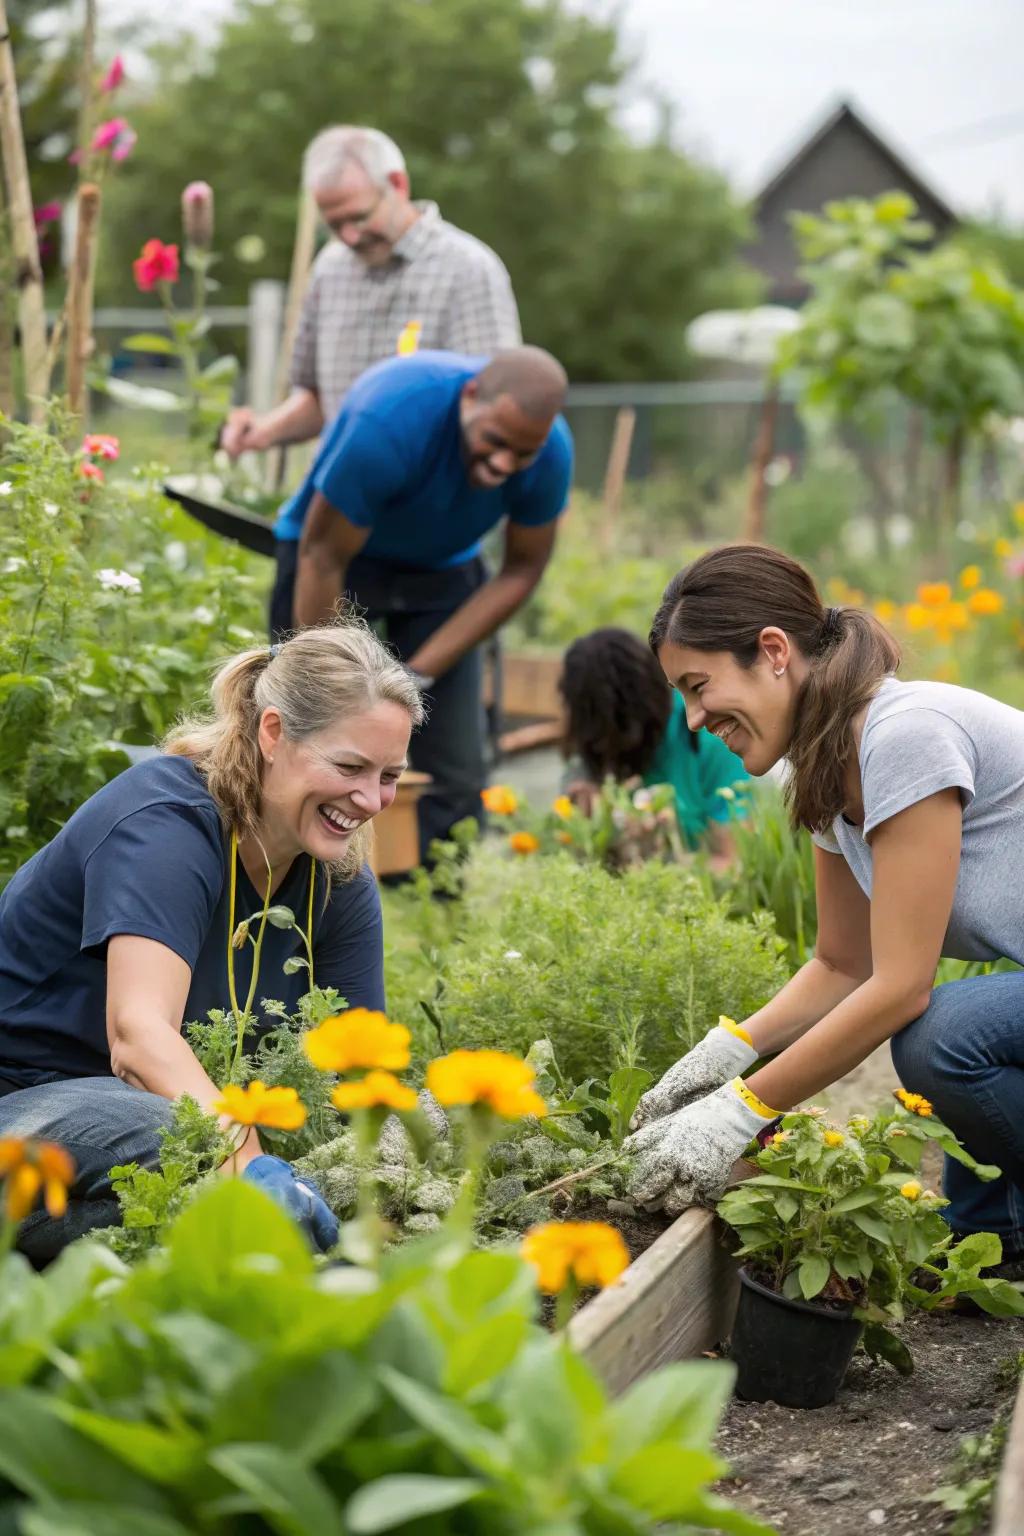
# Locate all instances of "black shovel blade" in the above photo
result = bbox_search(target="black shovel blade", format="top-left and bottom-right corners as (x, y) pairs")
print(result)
(163, 475), (277, 559)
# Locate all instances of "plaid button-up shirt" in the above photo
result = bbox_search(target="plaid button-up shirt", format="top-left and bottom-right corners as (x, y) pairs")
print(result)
(289, 202), (522, 423)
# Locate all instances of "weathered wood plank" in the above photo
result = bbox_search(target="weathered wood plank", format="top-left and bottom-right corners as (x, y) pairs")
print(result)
(569, 1209), (739, 1396)
(993, 1371), (1024, 1536)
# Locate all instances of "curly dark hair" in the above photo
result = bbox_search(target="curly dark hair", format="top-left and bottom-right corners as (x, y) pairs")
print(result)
(560, 627), (692, 783)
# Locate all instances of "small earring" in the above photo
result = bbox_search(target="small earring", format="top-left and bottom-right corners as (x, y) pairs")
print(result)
(773, 667), (786, 678)
(267, 756), (275, 764)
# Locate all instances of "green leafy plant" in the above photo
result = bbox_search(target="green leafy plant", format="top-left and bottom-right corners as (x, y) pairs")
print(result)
(718, 1099), (1024, 1372)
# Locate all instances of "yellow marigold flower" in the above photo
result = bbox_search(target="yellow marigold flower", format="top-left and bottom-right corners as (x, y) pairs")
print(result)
(894, 1088), (933, 1118)
(917, 582), (952, 608)
(0, 1136), (75, 1222)
(994, 537), (1014, 560)
(509, 831), (540, 855)
(551, 795), (574, 820)
(769, 1130), (790, 1145)
(480, 785), (518, 816)
(426, 1048), (547, 1119)
(823, 1130), (845, 1147)
(959, 565), (982, 591)
(967, 588), (1004, 616)
(1014, 503), (1024, 530)
(904, 602), (933, 633)
(213, 1081), (307, 1131)
(900, 1181), (922, 1200)
(521, 1220), (629, 1294)
(873, 599), (897, 624)
(303, 1009), (411, 1073)
(331, 1071), (418, 1113)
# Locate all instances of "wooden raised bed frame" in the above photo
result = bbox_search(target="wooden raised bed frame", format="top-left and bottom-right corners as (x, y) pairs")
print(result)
(994, 1370), (1024, 1536)
(367, 771), (432, 878)
(569, 1208), (740, 1396)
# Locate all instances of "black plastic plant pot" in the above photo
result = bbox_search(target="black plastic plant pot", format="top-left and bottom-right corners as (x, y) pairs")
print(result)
(731, 1267), (863, 1409)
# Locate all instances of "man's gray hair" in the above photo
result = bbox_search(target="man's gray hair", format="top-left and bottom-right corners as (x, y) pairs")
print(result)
(303, 127), (407, 193)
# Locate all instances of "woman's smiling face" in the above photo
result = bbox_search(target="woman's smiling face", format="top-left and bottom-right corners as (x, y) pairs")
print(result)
(657, 631), (803, 777)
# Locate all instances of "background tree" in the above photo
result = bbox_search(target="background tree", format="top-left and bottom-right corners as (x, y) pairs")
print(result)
(97, 0), (756, 380)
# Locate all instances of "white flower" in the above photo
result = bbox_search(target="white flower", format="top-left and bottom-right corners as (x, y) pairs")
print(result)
(0, 482), (12, 496)
(43, 501), (59, 517)
(632, 787), (653, 811)
(2, 557), (25, 574)
(164, 540), (189, 572)
(190, 605), (215, 625)
(503, 949), (523, 961)
(763, 456), (791, 487)
(97, 567), (142, 594)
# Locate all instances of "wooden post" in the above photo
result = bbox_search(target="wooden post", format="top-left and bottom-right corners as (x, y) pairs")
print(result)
(65, 181), (101, 418)
(75, 0), (97, 184)
(266, 188), (318, 491)
(599, 405), (635, 553)
(742, 382), (779, 544)
(0, 0), (49, 422)
(247, 279), (285, 416)
(0, 173), (14, 419)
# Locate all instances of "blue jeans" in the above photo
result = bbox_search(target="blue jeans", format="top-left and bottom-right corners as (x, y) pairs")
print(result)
(271, 542), (488, 854)
(0, 1077), (173, 1264)
(890, 972), (1024, 1253)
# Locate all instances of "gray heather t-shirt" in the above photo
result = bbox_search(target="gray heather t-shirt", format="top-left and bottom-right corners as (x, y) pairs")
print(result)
(811, 676), (1024, 965)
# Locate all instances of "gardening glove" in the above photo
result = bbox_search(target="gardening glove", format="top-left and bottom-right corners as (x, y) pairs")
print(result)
(629, 1018), (758, 1132)
(242, 1154), (339, 1253)
(624, 1079), (778, 1215)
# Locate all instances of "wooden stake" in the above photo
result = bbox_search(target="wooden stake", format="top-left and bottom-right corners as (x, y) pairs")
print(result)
(742, 382), (779, 544)
(0, 0), (49, 422)
(0, 172), (14, 419)
(266, 188), (318, 491)
(599, 405), (635, 552)
(65, 181), (101, 419)
(75, 0), (97, 185)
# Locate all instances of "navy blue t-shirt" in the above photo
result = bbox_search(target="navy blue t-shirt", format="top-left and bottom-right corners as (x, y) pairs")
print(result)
(0, 756), (385, 1089)
(274, 350), (574, 568)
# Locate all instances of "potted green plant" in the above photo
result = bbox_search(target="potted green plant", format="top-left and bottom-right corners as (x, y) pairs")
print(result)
(718, 1094), (1024, 1408)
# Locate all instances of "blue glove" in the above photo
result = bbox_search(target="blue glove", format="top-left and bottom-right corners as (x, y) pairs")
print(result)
(242, 1155), (339, 1253)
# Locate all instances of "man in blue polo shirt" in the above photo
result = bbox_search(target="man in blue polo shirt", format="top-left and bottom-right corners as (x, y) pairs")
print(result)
(272, 346), (573, 854)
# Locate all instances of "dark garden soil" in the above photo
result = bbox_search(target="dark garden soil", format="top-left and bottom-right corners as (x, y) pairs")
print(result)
(715, 1308), (1024, 1535)
(567, 1195), (671, 1264)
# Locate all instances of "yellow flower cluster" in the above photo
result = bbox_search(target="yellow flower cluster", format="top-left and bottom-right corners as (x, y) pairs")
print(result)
(480, 785), (518, 816)
(213, 1082), (307, 1131)
(426, 1049), (547, 1119)
(521, 1219), (629, 1293)
(304, 1009), (411, 1073)
(894, 1088), (933, 1118)
(332, 1071), (418, 1113)
(0, 1137), (75, 1221)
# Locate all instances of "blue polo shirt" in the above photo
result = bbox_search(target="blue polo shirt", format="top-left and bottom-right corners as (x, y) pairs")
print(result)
(0, 756), (384, 1090)
(274, 351), (574, 569)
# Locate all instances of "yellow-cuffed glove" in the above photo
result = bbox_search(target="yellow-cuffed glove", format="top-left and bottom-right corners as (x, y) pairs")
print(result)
(629, 1018), (758, 1132)
(624, 1077), (778, 1215)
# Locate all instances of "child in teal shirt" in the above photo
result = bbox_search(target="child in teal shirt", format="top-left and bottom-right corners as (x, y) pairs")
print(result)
(560, 628), (749, 867)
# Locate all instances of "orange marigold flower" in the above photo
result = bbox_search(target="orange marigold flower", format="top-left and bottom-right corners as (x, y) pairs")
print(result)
(303, 1009), (411, 1074)
(894, 1088), (933, 1118)
(958, 565), (982, 591)
(551, 795), (574, 820)
(0, 1136), (75, 1222)
(509, 831), (539, 855)
(904, 602), (932, 633)
(967, 588), (1004, 616)
(331, 1071), (418, 1113)
(917, 582), (952, 608)
(480, 785), (518, 816)
(556, 830), (573, 846)
(213, 1081), (307, 1131)
(522, 1220), (629, 1294)
(426, 1048), (547, 1119)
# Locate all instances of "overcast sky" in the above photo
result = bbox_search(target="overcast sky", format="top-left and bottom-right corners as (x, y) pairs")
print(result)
(107, 0), (1024, 222)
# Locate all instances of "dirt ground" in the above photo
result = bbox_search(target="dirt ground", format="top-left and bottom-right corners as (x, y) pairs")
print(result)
(716, 1308), (1024, 1535)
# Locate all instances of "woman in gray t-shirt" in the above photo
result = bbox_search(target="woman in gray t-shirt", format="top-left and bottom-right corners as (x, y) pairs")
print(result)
(624, 543), (1024, 1275)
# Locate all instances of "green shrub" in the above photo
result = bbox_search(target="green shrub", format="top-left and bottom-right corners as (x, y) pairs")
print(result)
(432, 851), (788, 1081)
(0, 1180), (771, 1536)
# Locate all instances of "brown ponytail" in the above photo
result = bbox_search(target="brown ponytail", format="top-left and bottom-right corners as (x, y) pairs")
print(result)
(164, 619), (424, 876)
(649, 545), (900, 833)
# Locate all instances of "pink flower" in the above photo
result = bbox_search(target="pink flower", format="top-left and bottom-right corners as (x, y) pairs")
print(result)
(34, 201), (62, 228)
(92, 117), (128, 151)
(133, 239), (180, 292)
(100, 55), (125, 93)
(181, 181), (214, 250)
(82, 433), (120, 462)
(78, 461), (104, 484)
(1008, 554), (1024, 580)
(111, 127), (137, 163)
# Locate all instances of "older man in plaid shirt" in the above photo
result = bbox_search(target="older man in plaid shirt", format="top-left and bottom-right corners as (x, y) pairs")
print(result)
(222, 125), (521, 455)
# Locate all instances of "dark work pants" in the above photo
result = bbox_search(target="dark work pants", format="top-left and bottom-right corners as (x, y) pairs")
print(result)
(271, 540), (488, 858)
